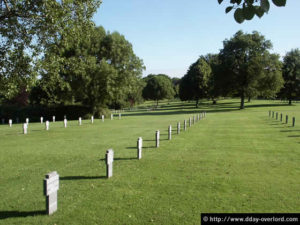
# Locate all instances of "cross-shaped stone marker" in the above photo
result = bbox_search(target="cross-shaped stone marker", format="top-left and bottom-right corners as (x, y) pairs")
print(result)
(105, 149), (114, 178)
(137, 137), (142, 160)
(44, 171), (59, 215)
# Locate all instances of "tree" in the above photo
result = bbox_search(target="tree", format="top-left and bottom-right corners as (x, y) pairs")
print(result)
(1, 0), (102, 104)
(36, 25), (145, 111)
(171, 77), (181, 98)
(142, 74), (175, 106)
(218, 0), (287, 23)
(179, 57), (211, 107)
(280, 49), (300, 105)
(219, 30), (283, 109)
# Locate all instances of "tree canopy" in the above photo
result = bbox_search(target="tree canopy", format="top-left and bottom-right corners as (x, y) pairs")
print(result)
(142, 74), (175, 106)
(179, 57), (211, 107)
(279, 49), (300, 104)
(219, 30), (283, 109)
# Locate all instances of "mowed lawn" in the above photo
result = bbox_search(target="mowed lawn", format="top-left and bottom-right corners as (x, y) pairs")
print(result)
(0, 100), (299, 225)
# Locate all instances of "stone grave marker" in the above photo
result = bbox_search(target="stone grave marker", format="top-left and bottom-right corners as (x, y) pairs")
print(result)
(40, 117), (43, 123)
(286, 115), (288, 124)
(193, 116), (195, 124)
(79, 117), (82, 126)
(189, 117), (191, 127)
(64, 119), (67, 128)
(292, 117), (295, 127)
(102, 115), (104, 122)
(184, 120), (187, 131)
(91, 116), (94, 124)
(272, 111), (274, 118)
(137, 137), (142, 160)
(26, 118), (29, 125)
(9, 119), (12, 127)
(23, 123), (28, 134)
(53, 116), (55, 123)
(119, 113), (121, 119)
(177, 122), (180, 134)
(105, 149), (114, 178)
(280, 113), (283, 122)
(156, 130), (160, 148)
(276, 112), (278, 120)
(269, 111), (271, 117)
(45, 121), (50, 130)
(44, 171), (59, 215)
(111, 114), (113, 120)
(168, 125), (172, 140)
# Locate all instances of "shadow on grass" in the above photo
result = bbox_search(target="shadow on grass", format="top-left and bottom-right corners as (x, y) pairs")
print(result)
(99, 157), (137, 161)
(0, 210), (46, 219)
(288, 135), (300, 138)
(280, 130), (300, 132)
(60, 176), (106, 180)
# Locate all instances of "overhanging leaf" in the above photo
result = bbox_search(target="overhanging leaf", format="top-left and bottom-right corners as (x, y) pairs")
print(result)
(261, 0), (270, 12)
(272, 0), (286, 7)
(243, 5), (255, 20)
(226, 6), (234, 13)
(234, 8), (245, 23)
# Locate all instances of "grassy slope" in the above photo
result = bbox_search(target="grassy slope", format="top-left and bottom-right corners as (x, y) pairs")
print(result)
(0, 100), (299, 225)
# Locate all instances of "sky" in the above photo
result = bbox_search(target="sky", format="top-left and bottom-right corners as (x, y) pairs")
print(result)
(93, 0), (300, 78)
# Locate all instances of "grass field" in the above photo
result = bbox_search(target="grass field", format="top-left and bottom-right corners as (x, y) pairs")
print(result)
(0, 99), (299, 225)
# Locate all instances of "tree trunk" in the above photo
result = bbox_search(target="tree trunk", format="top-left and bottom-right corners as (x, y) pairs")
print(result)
(240, 93), (245, 109)
(248, 97), (251, 102)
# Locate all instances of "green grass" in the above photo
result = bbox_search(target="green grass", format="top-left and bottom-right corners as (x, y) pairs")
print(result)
(0, 99), (299, 225)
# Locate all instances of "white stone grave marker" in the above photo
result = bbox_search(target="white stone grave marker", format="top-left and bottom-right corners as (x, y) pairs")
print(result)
(137, 137), (142, 160)
(79, 117), (82, 126)
(184, 120), (187, 131)
(44, 171), (59, 215)
(91, 116), (94, 124)
(168, 125), (172, 140)
(23, 123), (28, 134)
(111, 114), (113, 120)
(45, 121), (50, 130)
(26, 118), (29, 125)
(40, 117), (44, 123)
(156, 130), (160, 148)
(105, 149), (114, 178)
(9, 119), (12, 127)
(177, 122), (180, 134)
(53, 116), (55, 123)
(102, 115), (104, 122)
(119, 113), (121, 119)
(64, 119), (67, 128)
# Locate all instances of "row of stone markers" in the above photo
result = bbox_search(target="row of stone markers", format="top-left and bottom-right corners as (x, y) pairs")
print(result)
(43, 111), (207, 215)
(3, 113), (122, 134)
(269, 110), (296, 127)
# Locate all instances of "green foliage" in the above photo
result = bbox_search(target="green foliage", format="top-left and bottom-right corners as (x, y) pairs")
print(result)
(142, 74), (175, 105)
(280, 49), (300, 104)
(219, 30), (283, 109)
(218, 0), (287, 23)
(179, 57), (212, 107)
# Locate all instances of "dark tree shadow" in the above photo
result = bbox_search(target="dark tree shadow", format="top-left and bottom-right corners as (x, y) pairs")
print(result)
(60, 176), (106, 180)
(114, 157), (137, 161)
(280, 130), (300, 132)
(0, 210), (46, 219)
(126, 147), (137, 149)
(288, 135), (300, 138)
